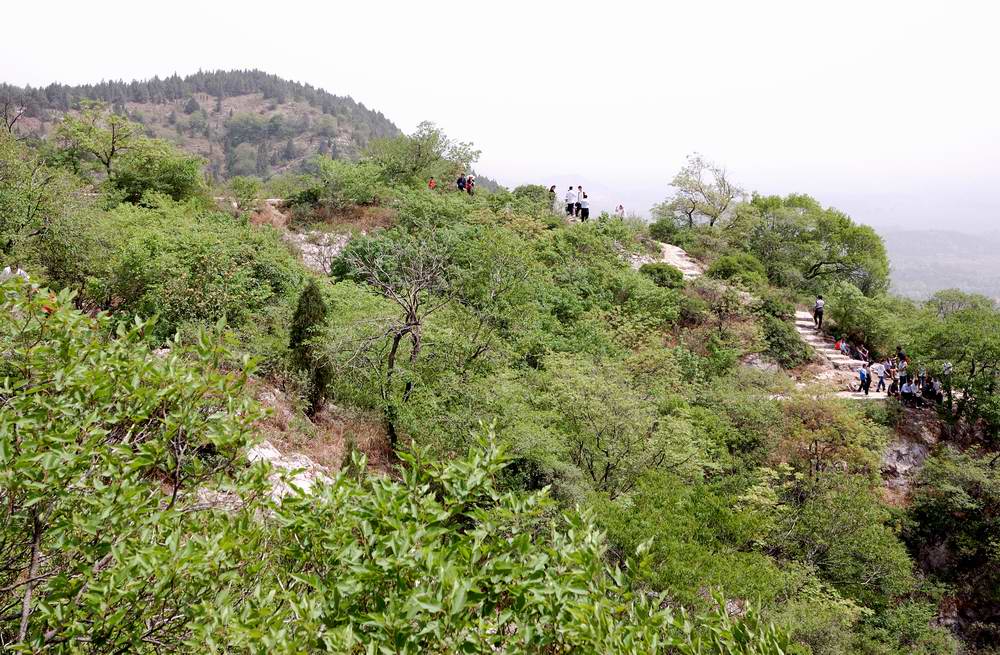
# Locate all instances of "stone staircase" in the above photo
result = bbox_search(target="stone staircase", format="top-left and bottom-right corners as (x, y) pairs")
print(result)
(793, 310), (888, 400)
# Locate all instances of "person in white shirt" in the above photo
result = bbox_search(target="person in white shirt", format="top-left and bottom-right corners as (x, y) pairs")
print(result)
(615, 204), (625, 219)
(813, 295), (825, 329)
(1, 265), (30, 283)
(579, 193), (590, 221)
(574, 186), (584, 217)
(564, 187), (576, 216)
(871, 361), (886, 392)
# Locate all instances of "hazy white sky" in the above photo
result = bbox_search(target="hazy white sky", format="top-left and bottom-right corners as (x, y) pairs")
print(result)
(4, 0), (999, 230)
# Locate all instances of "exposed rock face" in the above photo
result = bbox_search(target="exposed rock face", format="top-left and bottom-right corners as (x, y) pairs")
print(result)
(282, 230), (351, 275)
(247, 441), (331, 498)
(250, 384), (332, 499)
(882, 408), (941, 497)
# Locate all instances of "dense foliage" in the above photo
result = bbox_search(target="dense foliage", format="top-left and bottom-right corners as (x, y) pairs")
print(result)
(2, 113), (997, 653)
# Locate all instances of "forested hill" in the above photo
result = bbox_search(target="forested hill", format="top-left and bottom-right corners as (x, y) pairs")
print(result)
(1, 69), (401, 180)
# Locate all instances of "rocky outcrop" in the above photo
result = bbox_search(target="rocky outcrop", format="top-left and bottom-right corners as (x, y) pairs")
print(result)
(247, 441), (331, 498)
(882, 408), (941, 498)
(282, 230), (351, 275)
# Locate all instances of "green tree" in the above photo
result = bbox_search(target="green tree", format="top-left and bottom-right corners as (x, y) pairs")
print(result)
(907, 446), (1000, 648)
(54, 100), (140, 178)
(228, 175), (261, 213)
(543, 352), (706, 498)
(910, 302), (1000, 433)
(110, 138), (206, 203)
(365, 121), (480, 186)
(652, 153), (744, 228)
(290, 279), (332, 415)
(743, 194), (890, 295)
(771, 474), (915, 608)
(0, 132), (77, 257)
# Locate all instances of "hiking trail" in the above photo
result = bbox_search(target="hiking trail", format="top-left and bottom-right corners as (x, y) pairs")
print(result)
(793, 310), (888, 400)
(633, 239), (885, 401)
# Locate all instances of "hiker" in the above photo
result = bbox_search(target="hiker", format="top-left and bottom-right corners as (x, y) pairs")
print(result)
(856, 344), (869, 363)
(900, 380), (913, 406)
(871, 359), (887, 392)
(457, 174), (467, 191)
(857, 364), (870, 395)
(428, 177), (437, 190)
(465, 176), (476, 196)
(579, 193), (590, 221)
(549, 185), (557, 210)
(565, 186), (576, 216)
(575, 186), (584, 217)
(813, 295), (825, 329)
(888, 373), (899, 397)
(1, 265), (30, 283)
(897, 356), (909, 386)
(921, 377), (936, 403)
(931, 377), (944, 403)
(615, 204), (625, 219)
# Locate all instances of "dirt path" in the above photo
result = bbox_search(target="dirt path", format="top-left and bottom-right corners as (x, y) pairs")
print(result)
(630, 241), (705, 279)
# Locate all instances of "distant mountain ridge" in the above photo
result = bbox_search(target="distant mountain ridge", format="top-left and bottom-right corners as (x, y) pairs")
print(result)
(884, 229), (1000, 301)
(2, 69), (401, 180)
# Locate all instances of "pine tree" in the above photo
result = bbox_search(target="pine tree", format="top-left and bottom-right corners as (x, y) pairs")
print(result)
(290, 279), (332, 415)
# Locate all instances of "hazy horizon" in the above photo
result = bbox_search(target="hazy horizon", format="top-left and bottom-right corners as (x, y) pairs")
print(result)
(5, 0), (998, 231)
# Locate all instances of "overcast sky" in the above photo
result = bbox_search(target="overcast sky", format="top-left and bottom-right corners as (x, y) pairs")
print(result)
(5, 0), (999, 230)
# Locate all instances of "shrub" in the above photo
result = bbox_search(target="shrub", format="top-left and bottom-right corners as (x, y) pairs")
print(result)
(307, 158), (388, 209)
(639, 262), (685, 289)
(762, 314), (813, 368)
(40, 198), (304, 348)
(707, 252), (767, 281)
(109, 139), (206, 204)
(649, 216), (678, 242)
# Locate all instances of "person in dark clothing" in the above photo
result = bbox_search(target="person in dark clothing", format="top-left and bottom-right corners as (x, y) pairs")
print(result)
(813, 295), (825, 329)
(457, 174), (467, 191)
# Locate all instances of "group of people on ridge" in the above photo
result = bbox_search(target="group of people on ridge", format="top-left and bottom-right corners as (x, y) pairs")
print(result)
(553, 185), (590, 221)
(429, 176), (628, 221)
(814, 296), (947, 404)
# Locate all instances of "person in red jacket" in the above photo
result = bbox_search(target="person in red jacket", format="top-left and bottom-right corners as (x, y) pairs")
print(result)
(428, 177), (437, 190)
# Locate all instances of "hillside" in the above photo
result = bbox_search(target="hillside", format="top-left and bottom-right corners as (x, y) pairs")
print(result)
(1, 69), (401, 180)
(3, 100), (1000, 654)
(884, 229), (1000, 301)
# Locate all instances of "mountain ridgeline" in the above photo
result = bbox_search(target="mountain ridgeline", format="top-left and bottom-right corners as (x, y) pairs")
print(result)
(1, 69), (401, 179)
